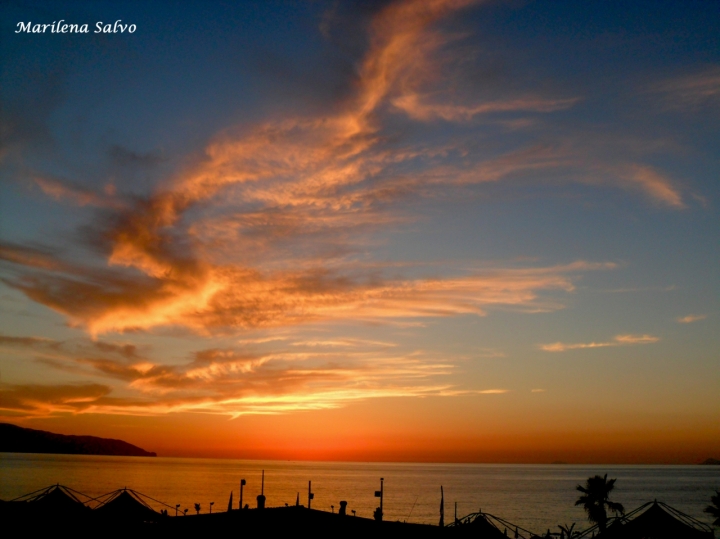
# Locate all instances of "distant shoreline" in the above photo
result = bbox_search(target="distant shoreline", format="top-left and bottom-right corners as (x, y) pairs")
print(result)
(0, 423), (156, 457)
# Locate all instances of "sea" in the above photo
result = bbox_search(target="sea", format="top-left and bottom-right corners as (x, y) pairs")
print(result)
(1, 454), (718, 535)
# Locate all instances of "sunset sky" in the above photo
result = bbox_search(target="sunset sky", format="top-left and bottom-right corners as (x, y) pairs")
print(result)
(1, 0), (718, 463)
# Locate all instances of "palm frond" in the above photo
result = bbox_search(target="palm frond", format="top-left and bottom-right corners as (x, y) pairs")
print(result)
(704, 505), (720, 517)
(575, 495), (590, 507)
(606, 501), (624, 515)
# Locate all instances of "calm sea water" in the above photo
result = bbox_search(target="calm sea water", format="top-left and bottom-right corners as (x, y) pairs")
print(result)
(1, 454), (718, 535)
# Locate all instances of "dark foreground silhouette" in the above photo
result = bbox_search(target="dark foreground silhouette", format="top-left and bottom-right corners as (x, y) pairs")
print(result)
(0, 423), (156, 457)
(0, 484), (713, 539)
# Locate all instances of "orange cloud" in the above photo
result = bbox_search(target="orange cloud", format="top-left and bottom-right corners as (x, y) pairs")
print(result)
(0, 333), (474, 417)
(616, 165), (685, 209)
(34, 175), (125, 209)
(0, 325), (519, 419)
(0, 241), (66, 271)
(393, 94), (579, 121)
(540, 333), (660, 352)
(6, 0), (667, 340)
(0, 383), (112, 416)
(677, 314), (706, 324)
(651, 66), (720, 110)
(5, 250), (610, 335)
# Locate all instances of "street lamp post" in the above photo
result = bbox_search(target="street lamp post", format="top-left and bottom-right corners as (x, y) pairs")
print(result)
(374, 478), (384, 521)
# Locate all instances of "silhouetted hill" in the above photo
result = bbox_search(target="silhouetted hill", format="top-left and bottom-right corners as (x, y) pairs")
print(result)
(0, 423), (156, 457)
(701, 458), (720, 465)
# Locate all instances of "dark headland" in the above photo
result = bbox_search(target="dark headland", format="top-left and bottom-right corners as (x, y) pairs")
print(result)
(701, 457), (720, 465)
(0, 423), (156, 457)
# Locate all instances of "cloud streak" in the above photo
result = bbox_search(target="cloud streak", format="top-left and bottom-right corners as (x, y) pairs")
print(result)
(651, 66), (720, 111)
(0, 332), (490, 418)
(540, 334), (659, 352)
(677, 314), (706, 324)
(0, 383), (112, 416)
(616, 165), (685, 209)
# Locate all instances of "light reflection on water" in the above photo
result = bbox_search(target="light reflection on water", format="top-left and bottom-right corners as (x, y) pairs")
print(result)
(1, 454), (718, 534)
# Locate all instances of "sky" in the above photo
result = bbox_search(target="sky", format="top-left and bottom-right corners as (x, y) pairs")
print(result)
(0, 0), (718, 463)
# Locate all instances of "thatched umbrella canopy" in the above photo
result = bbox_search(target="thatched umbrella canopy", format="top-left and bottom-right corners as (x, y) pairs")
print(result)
(465, 514), (514, 539)
(1, 485), (90, 521)
(93, 489), (159, 522)
(595, 501), (713, 539)
(31, 485), (89, 517)
(447, 511), (536, 539)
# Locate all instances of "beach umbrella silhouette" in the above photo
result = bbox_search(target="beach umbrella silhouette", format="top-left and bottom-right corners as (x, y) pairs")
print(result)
(20, 485), (90, 521)
(94, 489), (158, 522)
(615, 501), (713, 539)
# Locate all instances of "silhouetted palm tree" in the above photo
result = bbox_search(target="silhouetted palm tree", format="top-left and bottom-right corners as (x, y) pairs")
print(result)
(558, 523), (577, 538)
(705, 490), (720, 526)
(194, 502), (201, 515)
(575, 474), (624, 532)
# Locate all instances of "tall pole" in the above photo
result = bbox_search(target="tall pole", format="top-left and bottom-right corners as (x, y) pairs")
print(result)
(256, 470), (266, 510)
(240, 479), (245, 510)
(380, 477), (384, 516)
(439, 486), (444, 527)
(374, 477), (384, 521)
(308, 481), (312, 509)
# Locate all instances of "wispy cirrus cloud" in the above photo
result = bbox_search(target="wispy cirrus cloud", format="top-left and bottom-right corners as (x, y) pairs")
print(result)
(0, 331), (495, 417)
(677, 314), (706, 324)
(290, 338), (397, 348)
(540, 334), (659, 352)
(0, 0), (588, 337)
(2, 0), (683, 342)
(0, 334), (57, 348)
(613, 164), (686, 209)
(651, 66), (720, 111)
(0, 383), (113, 416)
(33, 175), (125, 209)
(392, 94), (580, 121)
(2, 232), (612, 335)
